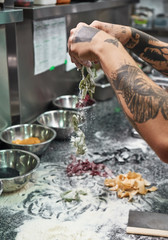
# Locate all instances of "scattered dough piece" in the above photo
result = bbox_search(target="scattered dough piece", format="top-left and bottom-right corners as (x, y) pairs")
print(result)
(104, 171), (157, 201)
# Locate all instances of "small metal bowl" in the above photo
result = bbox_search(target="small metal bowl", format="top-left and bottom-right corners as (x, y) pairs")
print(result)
(52, 95), (96, 112)
(0, 124), (56, 156)
(0, 149), (40, 194)
(36, 110), (85, 140)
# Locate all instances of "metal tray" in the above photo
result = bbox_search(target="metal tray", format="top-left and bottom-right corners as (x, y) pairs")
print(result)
(94, 70), (114, 101)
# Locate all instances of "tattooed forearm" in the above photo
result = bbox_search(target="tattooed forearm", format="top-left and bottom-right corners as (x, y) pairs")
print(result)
(104, 38), (119, 47)
(125, 113), (139, 131)
(126, 28), (159, 54)
(111, 64), (168, 123)
(125, 28), (168, 75)
(74, 26), (100, 43)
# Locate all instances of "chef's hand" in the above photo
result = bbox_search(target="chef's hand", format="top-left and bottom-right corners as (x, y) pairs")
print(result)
(68, 22), (102, 68)
(90, 20), (131, 46)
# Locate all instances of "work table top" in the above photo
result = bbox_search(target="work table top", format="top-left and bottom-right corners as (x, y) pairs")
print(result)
(0, 97), (168, 240)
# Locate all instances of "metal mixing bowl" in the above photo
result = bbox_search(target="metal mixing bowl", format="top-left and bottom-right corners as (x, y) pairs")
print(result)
(0, 149), (40, 194)
(0, 124), (56, 156)
(0, 181), (3, 195)
(52, 95), (96, 111)
(36, 110), (85, 140)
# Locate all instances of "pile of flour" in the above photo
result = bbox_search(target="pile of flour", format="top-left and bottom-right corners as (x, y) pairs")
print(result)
(15, 218), (101, 240)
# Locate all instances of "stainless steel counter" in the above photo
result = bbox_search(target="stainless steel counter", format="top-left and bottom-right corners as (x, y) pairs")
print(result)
(0, 97), (168, 239)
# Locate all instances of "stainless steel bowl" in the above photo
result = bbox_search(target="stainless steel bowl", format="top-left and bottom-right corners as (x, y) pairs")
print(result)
(0, 181), (3, 195)
(0, 124), (56, 156)
(52, 95), (96, 111)
(0, 149), (40, 194)
(36, 110), (85, 140)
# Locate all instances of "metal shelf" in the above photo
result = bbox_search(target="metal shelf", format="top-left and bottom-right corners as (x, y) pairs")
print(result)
(14, 0), (139, 20)
(0, 8), (23, 25)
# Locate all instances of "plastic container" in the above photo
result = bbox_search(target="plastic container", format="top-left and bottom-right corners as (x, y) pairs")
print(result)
(14, 0), (33, 7)
(154, 17), (168, 29)
(57, 0), (71, 4)
(34, 0), (56, 4)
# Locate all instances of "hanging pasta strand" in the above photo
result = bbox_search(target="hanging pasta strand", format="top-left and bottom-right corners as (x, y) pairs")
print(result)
(71, 114), (87, 155)
(71, 66), (96, 156)
(79, 66), (96, 99)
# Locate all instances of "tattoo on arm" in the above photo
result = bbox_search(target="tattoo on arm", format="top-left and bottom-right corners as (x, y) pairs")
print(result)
(74, 26), (100, 43)
(126, 28), (168, 75)
(104, 38), (119, 47)
(111, 64), (168, 123)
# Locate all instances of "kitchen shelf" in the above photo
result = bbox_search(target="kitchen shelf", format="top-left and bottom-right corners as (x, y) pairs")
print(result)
(14, 0), (139, 20)
(0, 8), (23, 25)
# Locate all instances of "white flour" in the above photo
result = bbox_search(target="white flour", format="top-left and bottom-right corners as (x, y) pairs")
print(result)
(0, 163), (150, 240)
(15, 191), (135, 240)
(15, 218), (101, 240)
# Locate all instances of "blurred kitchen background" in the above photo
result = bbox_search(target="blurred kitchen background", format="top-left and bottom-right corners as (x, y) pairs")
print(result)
(0, 0), (168, 132)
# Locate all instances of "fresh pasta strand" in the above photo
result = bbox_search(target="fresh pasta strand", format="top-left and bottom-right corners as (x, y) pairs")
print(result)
(71, 66), (96, 156)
